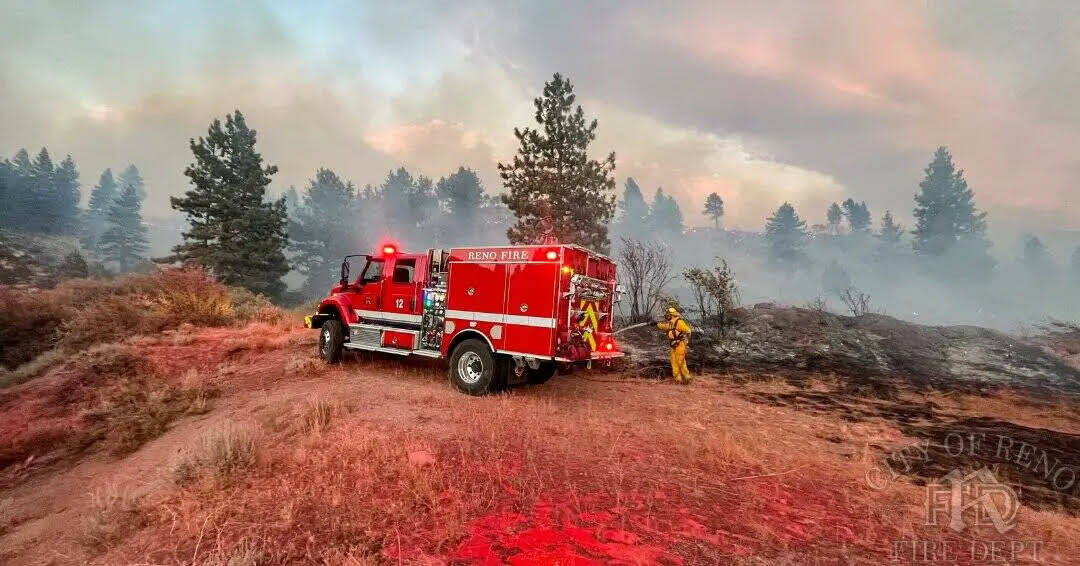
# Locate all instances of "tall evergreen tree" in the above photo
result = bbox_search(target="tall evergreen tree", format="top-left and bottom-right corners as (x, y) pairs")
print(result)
(98, 183), (149, 272)
(877, 210), (903, 245)
(290, 168), (360, 296)
(499, 73), (617, 252)
(1020, 236), (1054, 273)
(82, 168), (119, 255)
(283, 185), (300, 216)
(1071, 247), (1080, 282)
(912, 147), (989, 256)
(170, 110), (289, 299)
(117, 164), (146, 202)
(435, 166), (486, 243)
(764, 202), (808, 271)
(0, 159), (11, 229)
(649, 188), (684, 236)
(615, 177), (650, 236)
(703, 192), (725, 229)
(52, 155), (81, 234)
(842, 198), (871, 232)
(826, 202), (843, 235)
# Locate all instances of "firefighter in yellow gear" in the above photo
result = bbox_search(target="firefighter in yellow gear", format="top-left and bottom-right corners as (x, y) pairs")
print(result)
(656, 307), (692, 382)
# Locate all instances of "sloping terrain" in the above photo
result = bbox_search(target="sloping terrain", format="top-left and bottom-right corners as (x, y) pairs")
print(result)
(2, 317), (1079, 564)
(622, 303), (1080, 395)
(0, 229), (87, 289)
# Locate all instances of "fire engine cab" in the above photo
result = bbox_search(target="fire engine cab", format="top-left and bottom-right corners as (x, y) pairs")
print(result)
(304, 244), (623, 395)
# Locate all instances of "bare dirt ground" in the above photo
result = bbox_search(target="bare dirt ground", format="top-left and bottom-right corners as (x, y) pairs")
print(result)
(2, 322), (1080, 565)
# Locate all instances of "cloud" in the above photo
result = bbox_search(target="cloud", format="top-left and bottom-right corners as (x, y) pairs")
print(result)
(0, 0), (1076, 242)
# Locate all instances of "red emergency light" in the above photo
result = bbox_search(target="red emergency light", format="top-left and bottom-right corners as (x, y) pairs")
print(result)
(382, 245), (397, 255)
(545, 250), (558, 260)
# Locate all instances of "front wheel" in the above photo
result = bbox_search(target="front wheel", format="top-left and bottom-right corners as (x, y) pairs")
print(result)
(448, 339), (500, 395)
(319, 320), (344, 363)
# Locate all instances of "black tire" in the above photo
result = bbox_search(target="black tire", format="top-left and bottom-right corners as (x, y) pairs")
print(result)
(448, 339), (499, 395)
(319, 319), (344, 363)
(526, 361), (557, 385)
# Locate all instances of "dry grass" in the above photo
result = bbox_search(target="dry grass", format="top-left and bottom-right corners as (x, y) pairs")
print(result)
(0, 267), (289, 385)
(300, 396), (336, 433)
(171, 422), (261, 487)
(4, 322), (1078, 565)
(0, 345), (215, 470)
(80, 483), (149, 550)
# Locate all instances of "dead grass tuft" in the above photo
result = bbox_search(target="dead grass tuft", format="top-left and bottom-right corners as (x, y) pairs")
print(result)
(172, 422), (260, 487)
(80, 484), (149, 550)
(301, 396), (336, 433)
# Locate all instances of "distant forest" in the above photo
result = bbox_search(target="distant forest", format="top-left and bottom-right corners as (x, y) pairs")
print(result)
(1, 74), (1078, 327)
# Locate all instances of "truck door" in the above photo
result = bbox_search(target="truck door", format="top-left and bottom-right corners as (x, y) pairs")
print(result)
(353, 257), (385, 315)
(382, 256), (422, 320)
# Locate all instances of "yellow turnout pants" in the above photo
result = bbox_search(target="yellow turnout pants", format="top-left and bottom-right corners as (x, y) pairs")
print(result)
(670, 341), (691, 382)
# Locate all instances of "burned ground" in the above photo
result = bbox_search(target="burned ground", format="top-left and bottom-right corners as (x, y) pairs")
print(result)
(622, 303), (1080, 397)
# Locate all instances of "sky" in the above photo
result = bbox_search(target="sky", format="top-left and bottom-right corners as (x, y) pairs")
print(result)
(2, 0), (1077, 252)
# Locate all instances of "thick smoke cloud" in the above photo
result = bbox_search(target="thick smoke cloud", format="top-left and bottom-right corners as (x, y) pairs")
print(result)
(1, 1), (1077, 258)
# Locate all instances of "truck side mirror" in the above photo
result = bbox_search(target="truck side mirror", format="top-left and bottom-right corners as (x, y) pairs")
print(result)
(339, 260), (349, 287)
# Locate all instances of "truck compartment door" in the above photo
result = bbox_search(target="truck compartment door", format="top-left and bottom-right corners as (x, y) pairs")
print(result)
(504, 263), (558, 357)
(444, 262), (507, 351)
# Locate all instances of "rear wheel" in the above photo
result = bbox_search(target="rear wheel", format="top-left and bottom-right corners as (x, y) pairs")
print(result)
(525, 361), (557, 385)
(448, 339), (499, 395)
(319, 320), (344, 363)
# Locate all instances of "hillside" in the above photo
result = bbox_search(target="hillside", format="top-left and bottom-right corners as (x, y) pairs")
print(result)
(1, 276), (1079, 564)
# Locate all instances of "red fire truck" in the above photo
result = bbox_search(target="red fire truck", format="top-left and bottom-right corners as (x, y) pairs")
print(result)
(304, 243), (623, 394)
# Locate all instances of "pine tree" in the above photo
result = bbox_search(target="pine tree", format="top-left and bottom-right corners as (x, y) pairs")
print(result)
(436, 167), (487, 243)
(117, 164), (146, 202)
(499, 73), (617, 252)
(1071, 247), (1080, 282)
(825, 203), (843, 235)
(98, 183), (149, 272)
(0, 160), (11, 229)
(170, 110), (289, 299)
(877, 210), (903, 245)
(765, 202), (808, 271)
(52, 156), (81, 235)
(649, 188), (684, 236)
(82, 168), (119, 255)
(283, 186), (300, 216)
(703, 192), (724, 229)
(842, 198), (871, 232)
(912, 147), (989, 256)
(615, 177), (650, 237)
(1021, 236), (1054, 273)
(290, 168), (360, 296)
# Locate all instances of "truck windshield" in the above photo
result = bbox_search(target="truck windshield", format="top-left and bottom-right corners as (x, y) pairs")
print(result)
(359, 259), (384, 283)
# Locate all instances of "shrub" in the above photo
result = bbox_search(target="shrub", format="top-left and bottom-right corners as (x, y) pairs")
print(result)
(683, 259), (740, 334)
(81, 484), (149, 549)
(1, 266), (288, 387)
(172, 423), (260, 487)
(0, 286), (66, 369)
